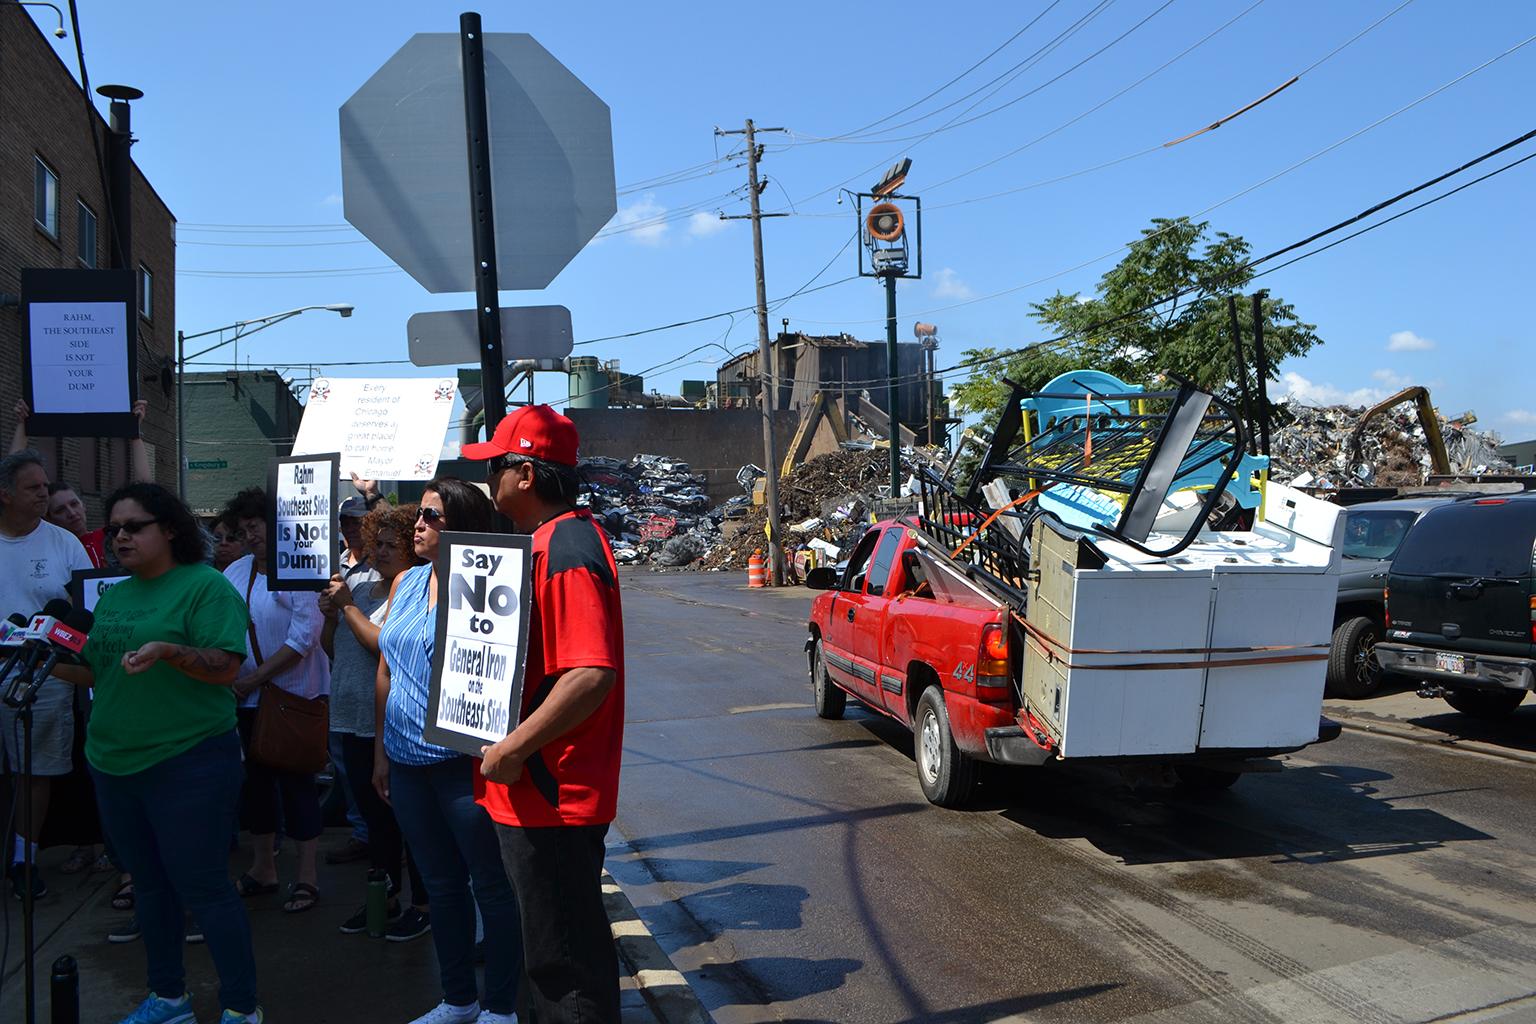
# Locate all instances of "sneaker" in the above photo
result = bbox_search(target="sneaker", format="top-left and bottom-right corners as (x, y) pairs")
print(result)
(8, 862), (47, 901)
(406, 1002), (480, 1024)
(475, 1013), (517, 1024)
(385, 907), (431, 943)
(339, 900), (401, 935)
(324, 836), (369, 865)
(117, 992), (195, 1024)
(219, 1010), (264, 1024)
(107, 916), (142, 944)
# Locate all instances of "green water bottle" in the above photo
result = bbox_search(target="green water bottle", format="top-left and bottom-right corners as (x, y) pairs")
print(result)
(366, 869), (389, 938)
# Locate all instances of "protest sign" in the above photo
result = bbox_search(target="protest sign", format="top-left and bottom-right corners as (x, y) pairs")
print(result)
(70, 568), (132, 614)
(19, 268), (138, 438)
(423, 531), (532, 757)
(291, 377), (457, 481)
(266, 453), (341, 591)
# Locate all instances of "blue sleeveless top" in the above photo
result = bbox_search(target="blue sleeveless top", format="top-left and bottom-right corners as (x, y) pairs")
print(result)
(380, 564), (458, 765)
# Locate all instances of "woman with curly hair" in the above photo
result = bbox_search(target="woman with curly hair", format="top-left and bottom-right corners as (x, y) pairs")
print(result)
(319, 501), (431, 939)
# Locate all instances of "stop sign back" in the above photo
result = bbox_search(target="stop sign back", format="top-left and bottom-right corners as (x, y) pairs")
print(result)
(340, 33), (616, 293)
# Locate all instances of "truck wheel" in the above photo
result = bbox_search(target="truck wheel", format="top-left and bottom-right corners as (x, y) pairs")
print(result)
(1174, 765), (1241, 792)
(1326, 617), (1384, 699)
(810, 640), (845, 720)
(1443, 687), (1526, 719)
(914, 687), (975, 808)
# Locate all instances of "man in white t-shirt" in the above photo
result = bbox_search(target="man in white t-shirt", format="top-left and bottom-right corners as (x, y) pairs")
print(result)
(0, 449), (94, 900)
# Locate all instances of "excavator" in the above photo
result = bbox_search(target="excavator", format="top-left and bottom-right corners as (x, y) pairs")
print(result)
(1344, 386), (1450, 479)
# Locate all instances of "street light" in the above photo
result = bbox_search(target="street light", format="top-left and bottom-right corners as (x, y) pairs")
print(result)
(177, 304), (354, 498)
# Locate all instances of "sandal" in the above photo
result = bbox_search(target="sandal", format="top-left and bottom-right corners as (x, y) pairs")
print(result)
(60, 847), (95, 875)
(236, 873), (278, 898)
(283, 882), (319, 914)
(111, 879), (135, 911)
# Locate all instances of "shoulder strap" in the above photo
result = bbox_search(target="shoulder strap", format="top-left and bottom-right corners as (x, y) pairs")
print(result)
(244, 562), (265, 666)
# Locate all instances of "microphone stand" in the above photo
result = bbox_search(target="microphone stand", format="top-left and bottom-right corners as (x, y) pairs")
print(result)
(5, 658), (50, 1024)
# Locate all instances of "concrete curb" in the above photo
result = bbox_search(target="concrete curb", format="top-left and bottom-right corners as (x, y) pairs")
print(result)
(602, 868), (712, 1024)
(1325, 707), (1536, 767)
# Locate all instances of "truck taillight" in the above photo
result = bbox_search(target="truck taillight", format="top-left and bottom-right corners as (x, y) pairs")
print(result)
(979, 623), (1010, 682)
(1529, 595), (1535, 643)
(1383, 586), (1390, 630)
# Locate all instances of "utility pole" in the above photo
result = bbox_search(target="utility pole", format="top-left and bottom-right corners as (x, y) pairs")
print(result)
(718, 119), (789, 584)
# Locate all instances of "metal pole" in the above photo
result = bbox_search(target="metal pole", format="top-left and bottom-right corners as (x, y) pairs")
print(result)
(744, 120), (784, 585)
(885, 273), (900, 494)
(1251, 291), (1272, 455)
(460, 12), (508, 437)
(176, 329), (186, 497)
(21, 706), (35, 1023)
(106, 99), (132, 271)
(1226, 295), (1256, 454)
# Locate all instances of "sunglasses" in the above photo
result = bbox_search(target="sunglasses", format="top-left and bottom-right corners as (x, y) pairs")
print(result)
(417, 506), (446, 526)
(105, 518), (160, 540)
(486, 454), (530, 480)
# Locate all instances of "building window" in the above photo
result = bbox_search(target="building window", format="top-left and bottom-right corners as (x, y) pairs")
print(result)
(77, 202), (98, 268)
(34, 157), (59, 237)
(138, 264), (153, 320)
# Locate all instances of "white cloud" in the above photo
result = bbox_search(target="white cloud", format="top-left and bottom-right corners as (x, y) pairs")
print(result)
(320, 193), (343, 207)
(932, 267), (975, 300)
(601, 194), (669, 245)
(687, 210), (730, 238)
(1503, 410), (1536, 426)
(1387, 330), (1435, 352)
(1280, 371), (1385, 408)
(1370, 368), (1411, 390)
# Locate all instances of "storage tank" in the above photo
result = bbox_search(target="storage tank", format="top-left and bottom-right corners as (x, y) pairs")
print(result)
(568, 355), (607, 409)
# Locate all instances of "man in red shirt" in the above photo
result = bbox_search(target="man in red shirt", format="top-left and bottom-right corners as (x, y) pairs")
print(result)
(466, 405), (623, 1023)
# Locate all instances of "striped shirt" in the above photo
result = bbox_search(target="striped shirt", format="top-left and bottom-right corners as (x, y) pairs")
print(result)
(380, 563), (456, 766)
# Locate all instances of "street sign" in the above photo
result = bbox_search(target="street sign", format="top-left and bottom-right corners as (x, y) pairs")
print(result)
(407, 306), (572, 367)
(340, 32), (616, 294)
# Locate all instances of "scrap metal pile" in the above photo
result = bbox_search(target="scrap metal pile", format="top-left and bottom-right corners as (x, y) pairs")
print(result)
(1269, 402), (1510, 488)
(577, 455), (721, 566)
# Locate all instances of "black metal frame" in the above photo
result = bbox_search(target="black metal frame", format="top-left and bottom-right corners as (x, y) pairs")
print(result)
(854, 192), (923, 280)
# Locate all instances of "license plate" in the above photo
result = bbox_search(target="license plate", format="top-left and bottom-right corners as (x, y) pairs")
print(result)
(1435, 652), (1467, 674)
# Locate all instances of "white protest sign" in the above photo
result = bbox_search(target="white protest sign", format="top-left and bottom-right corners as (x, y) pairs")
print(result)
(424, 532), (532, 757)
(292, 377), (457, 481)
(28, 301), (131, 414)
(71, 569), (132, 614)
(266, 453), (341, 592)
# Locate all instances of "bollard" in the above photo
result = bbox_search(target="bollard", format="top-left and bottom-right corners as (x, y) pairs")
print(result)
(747, 549), (766, 588)
(366, 869), (390, 938)
(50, 955), (79, 1024)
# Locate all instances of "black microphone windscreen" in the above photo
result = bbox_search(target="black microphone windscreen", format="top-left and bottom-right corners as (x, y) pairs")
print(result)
(66, 608), (94, 633)
(41, 598), (73, 619)
(6, 613), (29, 628)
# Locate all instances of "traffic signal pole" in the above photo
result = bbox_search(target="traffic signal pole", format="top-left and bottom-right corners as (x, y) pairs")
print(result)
(884, 272), (900, 495)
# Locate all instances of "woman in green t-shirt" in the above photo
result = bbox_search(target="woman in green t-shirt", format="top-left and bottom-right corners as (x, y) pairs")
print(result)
(60, 483), (264, 1024)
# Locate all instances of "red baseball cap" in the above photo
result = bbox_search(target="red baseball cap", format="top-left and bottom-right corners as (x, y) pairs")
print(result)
(462, 404), (579, 466)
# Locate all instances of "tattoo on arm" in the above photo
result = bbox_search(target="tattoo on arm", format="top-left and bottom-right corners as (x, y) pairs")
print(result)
(165, 645), (239, 682)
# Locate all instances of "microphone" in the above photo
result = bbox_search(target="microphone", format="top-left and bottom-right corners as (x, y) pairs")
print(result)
(0, 613), (34, 681)
(2, 600), (83, 708)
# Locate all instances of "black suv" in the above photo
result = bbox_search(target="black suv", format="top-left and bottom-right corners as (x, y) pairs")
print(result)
(1375, 494), (1536, 718)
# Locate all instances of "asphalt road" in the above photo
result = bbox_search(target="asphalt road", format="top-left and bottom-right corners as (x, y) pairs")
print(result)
(610, 570), (1536, 1024)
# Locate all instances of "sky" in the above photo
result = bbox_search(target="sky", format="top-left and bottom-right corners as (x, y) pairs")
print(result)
(21, 0), (1536, 442)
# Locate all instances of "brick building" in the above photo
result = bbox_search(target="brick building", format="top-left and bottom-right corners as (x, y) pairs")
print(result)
(0, 10), (177, 515)
(182, 370), (302, 517)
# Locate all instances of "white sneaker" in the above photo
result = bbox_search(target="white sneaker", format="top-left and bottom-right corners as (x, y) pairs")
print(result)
(475, 1013), (516, 1024)
(405, 1002), (480, 1024)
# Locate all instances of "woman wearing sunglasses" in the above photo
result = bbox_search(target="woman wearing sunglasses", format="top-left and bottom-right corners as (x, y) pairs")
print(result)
(373, 478), (522, 1024)
(57, 483), (264, 1024)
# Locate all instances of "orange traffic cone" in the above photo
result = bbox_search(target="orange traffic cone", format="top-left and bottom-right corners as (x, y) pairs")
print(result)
(747, 549), (766, 588)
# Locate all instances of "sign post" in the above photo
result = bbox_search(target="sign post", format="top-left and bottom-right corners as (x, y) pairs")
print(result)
(19, 269), (138, 438)
(424, 532), (532, 756)
(266, 453), (341, 591)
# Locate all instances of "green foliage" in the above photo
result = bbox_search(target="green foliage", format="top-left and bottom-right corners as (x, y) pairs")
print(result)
(951, 217), (1322, 433)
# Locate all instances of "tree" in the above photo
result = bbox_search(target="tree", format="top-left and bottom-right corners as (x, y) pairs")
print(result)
(951, 217), (1322, 430)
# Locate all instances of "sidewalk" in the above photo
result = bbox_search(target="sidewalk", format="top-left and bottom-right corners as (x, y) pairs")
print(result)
(0, 828), (701, 1023)
(1324, 683), (1536, 764)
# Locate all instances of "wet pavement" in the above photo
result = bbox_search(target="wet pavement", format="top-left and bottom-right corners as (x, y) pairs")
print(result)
(612, 569), (1536, 1023)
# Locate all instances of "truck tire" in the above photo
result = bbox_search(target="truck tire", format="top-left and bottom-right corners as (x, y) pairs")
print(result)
(1174, 765), (1242, 792)
(1326, 616), (1384, 699)
(810, 640), (845, 720)
(1443, 687), (1526, 719)
(914, 687), (975, 808)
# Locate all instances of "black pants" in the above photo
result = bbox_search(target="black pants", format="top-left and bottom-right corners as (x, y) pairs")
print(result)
(235, 707), (321, 841)
(339, 732), (427, 905)
(495, 823), (619, 1024)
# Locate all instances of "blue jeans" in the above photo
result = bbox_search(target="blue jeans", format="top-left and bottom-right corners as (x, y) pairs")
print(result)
(389, 755), (522, 1013)
(91, 730), (258, 1014)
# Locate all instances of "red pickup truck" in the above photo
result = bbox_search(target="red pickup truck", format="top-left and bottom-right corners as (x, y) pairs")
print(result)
(806, 519), (1037, 807)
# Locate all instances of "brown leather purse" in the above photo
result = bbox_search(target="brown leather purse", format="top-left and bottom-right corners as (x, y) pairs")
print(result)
(245, 565), (329, 774)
